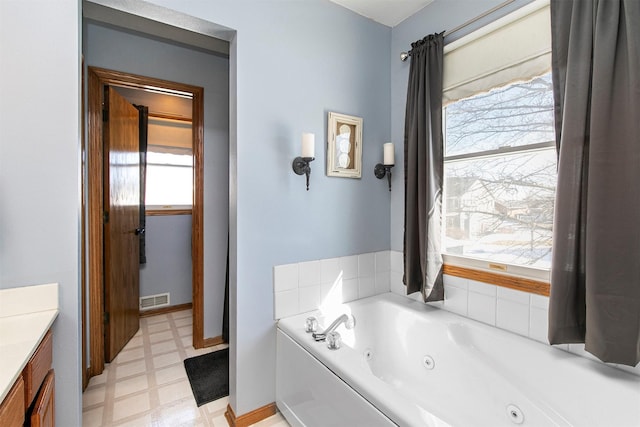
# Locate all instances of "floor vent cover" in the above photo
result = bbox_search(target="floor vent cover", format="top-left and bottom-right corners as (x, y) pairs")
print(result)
(140, 293), (170, 310)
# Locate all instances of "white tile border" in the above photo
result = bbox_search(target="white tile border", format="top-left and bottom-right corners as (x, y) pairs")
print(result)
(298, 261), (321, 287)
(341, 255), (359, 280)
(388, 250), (639, 376)
(273, 251), (392, 320)
(274, 251), (640, 377)
(273, 264), (298, 293)
(467, 291), (496, 326)
(358, 253), (376, 278)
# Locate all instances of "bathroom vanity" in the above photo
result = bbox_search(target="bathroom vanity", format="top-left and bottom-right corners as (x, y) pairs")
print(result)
(0, 284), (59, 427)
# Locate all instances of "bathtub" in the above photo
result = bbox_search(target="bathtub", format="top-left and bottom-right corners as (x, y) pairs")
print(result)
(276, 293), (640, 427)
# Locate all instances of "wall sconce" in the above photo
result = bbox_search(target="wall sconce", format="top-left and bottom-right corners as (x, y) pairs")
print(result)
(292, 133), (315, 191)
(374, 142), (395, 191)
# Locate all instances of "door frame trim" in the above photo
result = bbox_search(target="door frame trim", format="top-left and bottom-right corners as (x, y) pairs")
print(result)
(86, 66), (205, 376)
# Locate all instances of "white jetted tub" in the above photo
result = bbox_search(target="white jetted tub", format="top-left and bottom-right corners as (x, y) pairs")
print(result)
(276, 293), (640, 427)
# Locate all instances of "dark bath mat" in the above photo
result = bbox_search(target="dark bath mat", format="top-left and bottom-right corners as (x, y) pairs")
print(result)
(184, 348), (229, 406)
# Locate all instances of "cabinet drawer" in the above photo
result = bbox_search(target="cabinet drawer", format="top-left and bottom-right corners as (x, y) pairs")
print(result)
(0, 376), (25, 427)
(23, 330), (53, 409)
(29, 370), (55, 427)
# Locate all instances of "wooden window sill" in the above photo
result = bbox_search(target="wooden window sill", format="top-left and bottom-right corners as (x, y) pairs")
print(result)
(443, 264), (550, 296)
(146, 208), (192, 216)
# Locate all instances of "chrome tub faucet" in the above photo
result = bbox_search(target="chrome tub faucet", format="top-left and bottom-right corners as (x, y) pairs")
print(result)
(311, 313), (356, 342)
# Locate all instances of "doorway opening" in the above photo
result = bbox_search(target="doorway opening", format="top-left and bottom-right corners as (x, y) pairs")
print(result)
(86, 66), (207, 378)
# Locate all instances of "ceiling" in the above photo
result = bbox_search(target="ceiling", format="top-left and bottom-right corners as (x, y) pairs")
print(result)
(114, 86), (192, 119)
(83, 0), (231, 57)
(329, 0), (434, 27)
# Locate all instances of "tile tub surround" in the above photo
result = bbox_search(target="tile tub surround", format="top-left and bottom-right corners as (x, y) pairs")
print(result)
(0, 283), (59, 402)
(275, 250), (640, 375)
(388, 250), (640, 376)
(273, 251), (391, 319)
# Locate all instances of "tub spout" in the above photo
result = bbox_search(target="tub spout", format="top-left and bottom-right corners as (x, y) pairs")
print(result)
(312, 313), (355, 341)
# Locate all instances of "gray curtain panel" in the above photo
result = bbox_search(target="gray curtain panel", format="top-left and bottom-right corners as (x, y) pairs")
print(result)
(135, 105), (148, 265)
(548, 0), (640, 366)
(403, 33), (445, 302)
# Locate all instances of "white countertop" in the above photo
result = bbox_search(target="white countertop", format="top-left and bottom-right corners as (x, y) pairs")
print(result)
(0, 283), (59, 402)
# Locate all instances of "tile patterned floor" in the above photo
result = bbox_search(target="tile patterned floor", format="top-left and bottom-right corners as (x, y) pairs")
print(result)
(82, 309), (290, 427)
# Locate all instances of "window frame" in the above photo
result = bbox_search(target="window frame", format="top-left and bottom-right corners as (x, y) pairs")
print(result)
(145, 150), (194, 209)
(436, 0), (553, 291)
(145, 205), (192, 216)
(441, 75), (556, 283)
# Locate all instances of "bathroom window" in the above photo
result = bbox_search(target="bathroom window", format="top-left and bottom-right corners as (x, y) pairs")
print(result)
(144, 116), (193, 210)
(145, 150), (193, 208)
(442, 72), (555, 270)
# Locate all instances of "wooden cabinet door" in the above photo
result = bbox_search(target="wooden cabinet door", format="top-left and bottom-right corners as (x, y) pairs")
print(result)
(22, 330), (52, 409)
(0, 377), (25, 427)
(29, 370), (54, 427)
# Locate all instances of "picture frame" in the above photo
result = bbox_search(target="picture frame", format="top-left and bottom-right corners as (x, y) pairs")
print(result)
(326, 112), (363, 178)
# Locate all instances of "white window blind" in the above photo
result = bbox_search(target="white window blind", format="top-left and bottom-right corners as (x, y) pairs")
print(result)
(145, 116), (193, 206)
(443, 0), (551, 105)
(148, 117), (192, 155)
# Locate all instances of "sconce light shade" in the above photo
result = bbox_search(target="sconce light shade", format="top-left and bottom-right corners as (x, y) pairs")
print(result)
(375, 142), (395, 191)
(293, 133), (315, 191)
(301, 133), (315, 158)
(383, 142), (395, 166)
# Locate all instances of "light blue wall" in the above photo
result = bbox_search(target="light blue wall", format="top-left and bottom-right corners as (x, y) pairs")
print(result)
(0, 1), (81, 426)
(140, 215), (192, 306)
(144, 0), (392, 414)
(0, 0), (547, 423)
(389, 0), (537, 251)
(84, 20), (229, 338)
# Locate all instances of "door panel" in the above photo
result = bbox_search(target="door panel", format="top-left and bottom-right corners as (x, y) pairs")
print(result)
(29, 370), (55, 427)
(103, 86), (140, 362)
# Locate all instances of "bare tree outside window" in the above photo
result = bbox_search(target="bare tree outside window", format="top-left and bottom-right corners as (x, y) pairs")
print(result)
(443, 73), (555, 269)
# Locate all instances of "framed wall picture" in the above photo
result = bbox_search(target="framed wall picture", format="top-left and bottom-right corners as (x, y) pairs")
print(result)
(326, 112), (363, 178)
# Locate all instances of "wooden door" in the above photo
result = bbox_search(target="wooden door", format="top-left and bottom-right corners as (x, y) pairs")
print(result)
(103, 86), (141, 362)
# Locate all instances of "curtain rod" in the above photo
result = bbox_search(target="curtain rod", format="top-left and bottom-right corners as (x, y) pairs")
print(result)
(400, 0), (515, 61)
